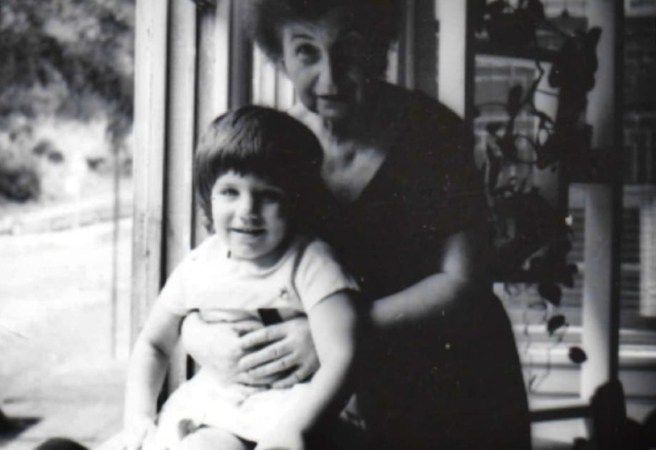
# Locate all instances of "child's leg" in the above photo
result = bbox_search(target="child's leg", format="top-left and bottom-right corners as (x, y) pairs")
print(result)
(179, 427), (252, 450)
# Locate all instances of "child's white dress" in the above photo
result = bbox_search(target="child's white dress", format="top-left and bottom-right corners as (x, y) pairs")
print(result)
(147, 235), (359, 449)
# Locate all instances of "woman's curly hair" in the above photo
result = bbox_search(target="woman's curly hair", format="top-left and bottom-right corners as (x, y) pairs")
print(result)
(244, 0), (400, 78)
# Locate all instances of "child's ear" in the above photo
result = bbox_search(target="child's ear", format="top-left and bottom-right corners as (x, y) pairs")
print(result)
(205, 221), (215, 234)
(203, 212), (215, 234)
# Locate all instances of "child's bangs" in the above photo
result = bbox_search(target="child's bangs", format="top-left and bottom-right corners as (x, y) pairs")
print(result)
(206, 148), (300, 193)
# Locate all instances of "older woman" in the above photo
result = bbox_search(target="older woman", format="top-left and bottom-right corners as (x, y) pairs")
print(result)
(183, 1), (531, 449)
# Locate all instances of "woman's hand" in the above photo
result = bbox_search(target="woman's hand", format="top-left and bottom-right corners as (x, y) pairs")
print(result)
(181, 312), (319, 387)
(180, 311), (260, 385)
(238, 316), (319, 388)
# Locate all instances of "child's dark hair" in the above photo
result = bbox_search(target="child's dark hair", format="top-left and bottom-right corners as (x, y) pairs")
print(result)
(244, 0), (399, 78)
(194, 105), (330, 233)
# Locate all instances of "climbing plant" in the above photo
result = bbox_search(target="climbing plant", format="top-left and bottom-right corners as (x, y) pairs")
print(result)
(473, 0), (601, 376)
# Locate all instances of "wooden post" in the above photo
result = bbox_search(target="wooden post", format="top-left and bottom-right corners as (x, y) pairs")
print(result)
(196, 0), (231, 134)
(580, 0), (624, 401)
(640, 186), (656, 317)
(252, 47), (277, 107)
(437, 0), (474, 124)
(398, 0), (416, 90)
(164, 0), (198, 390)
(581, 183), (620, 395)
(166, 0), (197, 283)
(194, 0), (232, 243)
(131, 0), (169, 345)
(276, 71), (296, 111)
(252, 47), (295, 110)
(229, 1), (253, 109)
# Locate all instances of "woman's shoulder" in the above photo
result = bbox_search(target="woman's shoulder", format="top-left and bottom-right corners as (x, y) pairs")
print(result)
(373, 83), (465, 166)
(372, 83), (465, 173)
(377, 82), (462, 130)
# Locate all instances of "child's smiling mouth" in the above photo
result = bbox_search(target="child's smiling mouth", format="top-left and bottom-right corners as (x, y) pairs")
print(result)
(231, 227), (265, 236)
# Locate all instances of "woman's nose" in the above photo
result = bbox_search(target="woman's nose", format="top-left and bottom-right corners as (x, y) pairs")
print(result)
(317, 55), (339, 94)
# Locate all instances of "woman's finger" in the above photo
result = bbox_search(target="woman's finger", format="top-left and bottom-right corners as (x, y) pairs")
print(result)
(239, 323), (286, 350)
(234, 372), (275, 387)
(270, 362), (314, 388)
(238, 341), (292, 371)
(270, 369), (303, 389)
(246, 353), (298, 380)
(232, 320), (262, 337)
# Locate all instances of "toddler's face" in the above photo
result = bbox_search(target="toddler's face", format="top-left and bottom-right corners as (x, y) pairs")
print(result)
(211, 170), (290, 267)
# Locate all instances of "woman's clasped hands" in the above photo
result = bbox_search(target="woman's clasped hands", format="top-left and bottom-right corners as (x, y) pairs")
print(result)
(181, 311), (319, 390)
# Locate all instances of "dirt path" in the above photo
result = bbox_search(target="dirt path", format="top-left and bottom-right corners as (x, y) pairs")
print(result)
(0, 219), (132, 449)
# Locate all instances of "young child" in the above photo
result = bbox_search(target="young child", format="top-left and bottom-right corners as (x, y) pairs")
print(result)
(123, 106), (360, 450)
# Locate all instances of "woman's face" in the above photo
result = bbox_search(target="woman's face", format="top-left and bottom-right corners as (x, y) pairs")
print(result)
(280, 12), (372, 121)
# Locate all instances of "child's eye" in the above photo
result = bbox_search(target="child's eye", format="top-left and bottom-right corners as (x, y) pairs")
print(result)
(219, 188), (238, 198)
(295, 43), (320, 64)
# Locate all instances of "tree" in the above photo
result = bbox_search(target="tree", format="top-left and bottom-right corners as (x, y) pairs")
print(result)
(0, 0), (134, 143)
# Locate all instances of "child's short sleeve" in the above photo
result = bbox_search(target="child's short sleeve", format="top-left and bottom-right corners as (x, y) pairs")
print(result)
(156, 260), (190, 317)
(293, 239), (359, 311)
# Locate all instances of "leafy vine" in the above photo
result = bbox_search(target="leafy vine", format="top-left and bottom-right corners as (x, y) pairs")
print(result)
(474, 0), (601, 381)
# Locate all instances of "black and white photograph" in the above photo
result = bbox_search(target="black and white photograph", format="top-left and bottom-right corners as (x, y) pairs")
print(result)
(1, 1), (655, 450)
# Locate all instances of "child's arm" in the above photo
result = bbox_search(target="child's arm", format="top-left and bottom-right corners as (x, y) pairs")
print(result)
(123, 302), (183, 450)
(255, 290), (358, 450)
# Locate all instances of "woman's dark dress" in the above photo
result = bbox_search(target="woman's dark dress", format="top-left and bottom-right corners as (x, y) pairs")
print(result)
(323, 88), (531, 450)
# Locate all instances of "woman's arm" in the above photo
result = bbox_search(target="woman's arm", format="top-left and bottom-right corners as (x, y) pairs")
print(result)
(256, 291), (358, 450)
(370, 229), (490, 332)
(123, 303), (182, 448)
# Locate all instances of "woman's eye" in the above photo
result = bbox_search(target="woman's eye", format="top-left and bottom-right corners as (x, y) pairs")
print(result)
(295, 44), (319, 63)
(342, 31), (365, 46)
(337, 33), (365, 62)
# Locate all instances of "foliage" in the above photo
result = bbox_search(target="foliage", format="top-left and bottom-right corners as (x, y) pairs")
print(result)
(480, 57), (577, 282)
(0, 0), (134, 202)
(0, 165), (40, 201)
(0, 0), (134, 142)
(474, 0), (599, 370)
(473, 0), (546, 46)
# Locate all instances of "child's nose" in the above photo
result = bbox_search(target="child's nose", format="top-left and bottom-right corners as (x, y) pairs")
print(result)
(237, 194), (258, 218)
